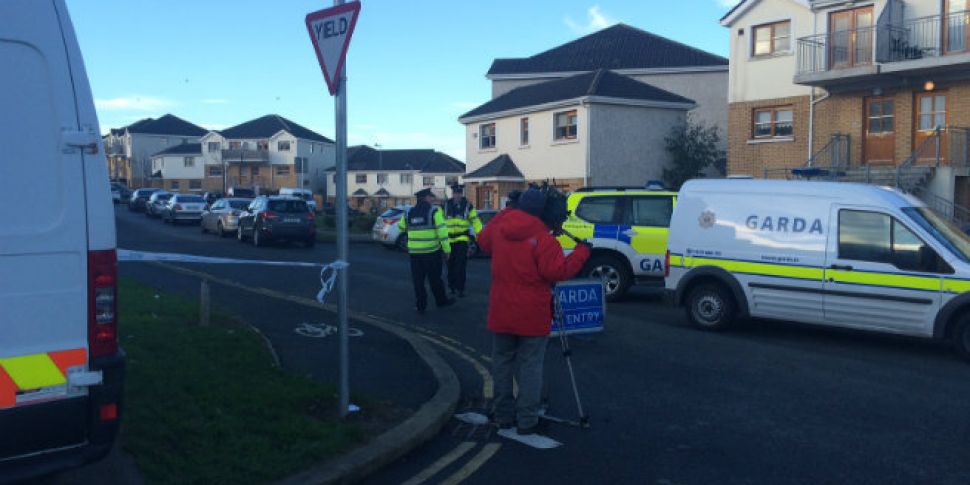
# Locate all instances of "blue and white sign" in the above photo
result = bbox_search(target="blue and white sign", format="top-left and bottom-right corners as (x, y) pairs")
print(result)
(551, 279), (605, 336)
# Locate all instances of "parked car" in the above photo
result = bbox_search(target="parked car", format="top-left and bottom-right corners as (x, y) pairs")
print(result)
(373, 205), (411, 250)
(202, 191), (224, 207)
(279, 187), (317, 212)
(227, 186), (255, 198)
(0, 0), (124, 479)
(127, 187), (160, 212)
(161, 194), (206, 224)
(145, 191), (172, 218)
(109, 183), (129, 204)
(237, 196), (316, 248)
(201, 198), (253, 237)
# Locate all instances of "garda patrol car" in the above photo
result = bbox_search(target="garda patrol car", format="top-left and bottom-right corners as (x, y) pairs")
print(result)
(666, 179), (970, 359)
(1, 1), (124, 479)
(559, 186), (677, 301)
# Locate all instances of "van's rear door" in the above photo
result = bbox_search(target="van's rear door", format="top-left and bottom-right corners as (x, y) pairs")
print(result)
(0, 0), (91, 456)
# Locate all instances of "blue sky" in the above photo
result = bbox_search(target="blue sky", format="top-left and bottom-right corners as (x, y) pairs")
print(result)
(67, 0), (739, 159)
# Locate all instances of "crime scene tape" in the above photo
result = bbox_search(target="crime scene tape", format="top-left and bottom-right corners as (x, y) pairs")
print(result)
(117, 249), (349, 303)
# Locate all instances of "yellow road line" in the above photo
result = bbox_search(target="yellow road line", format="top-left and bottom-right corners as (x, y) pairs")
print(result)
(438, 443), (502, 485)
(421, 336), (494, 400)
(400, 441), (477, 485)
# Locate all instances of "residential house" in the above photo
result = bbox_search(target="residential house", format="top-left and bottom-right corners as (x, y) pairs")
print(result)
(199, 114), (335, 194)
(102, 114), (207, 187)
(459, 69), (696, 209)
(325, 146), (465, 212)
(723, 0), (970, 220)
(149, 143), (204, 192)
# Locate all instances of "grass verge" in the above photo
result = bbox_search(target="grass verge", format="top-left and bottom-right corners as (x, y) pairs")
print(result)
(118, 278), (362, 484)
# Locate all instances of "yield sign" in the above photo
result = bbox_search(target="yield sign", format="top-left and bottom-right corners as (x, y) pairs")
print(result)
(305, 2), (361, 96)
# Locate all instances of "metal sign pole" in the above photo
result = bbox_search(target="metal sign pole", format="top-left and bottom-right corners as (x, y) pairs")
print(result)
(333, 0), (350, 419)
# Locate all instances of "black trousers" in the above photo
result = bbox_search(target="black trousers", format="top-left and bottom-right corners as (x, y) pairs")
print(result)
(410, 251), (449, 310)
(447, 241), (469, 292)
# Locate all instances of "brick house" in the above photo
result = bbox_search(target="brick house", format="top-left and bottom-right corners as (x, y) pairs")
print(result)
(149, 143), (204, 193)
(326, 146), (464, 212)
(722, 0), (970, 219)
(102, 114), (207, 187)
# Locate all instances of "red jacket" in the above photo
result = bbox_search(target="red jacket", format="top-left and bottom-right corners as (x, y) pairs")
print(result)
(477, 209), (591, 337)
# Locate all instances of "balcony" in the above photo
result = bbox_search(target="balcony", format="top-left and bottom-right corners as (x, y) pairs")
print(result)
(795, 10), (970, 88)
(220, 149), (269, 162)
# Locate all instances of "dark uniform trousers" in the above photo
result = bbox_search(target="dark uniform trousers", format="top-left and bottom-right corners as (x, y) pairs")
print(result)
(447, 242), (469, 293)
(410, 251), (449, 311)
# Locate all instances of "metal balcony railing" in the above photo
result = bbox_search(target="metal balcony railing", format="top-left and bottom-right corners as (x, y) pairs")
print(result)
(880, 15), (941, 62)
(797, 27), (875, 74)
(220, 149), (269, 162)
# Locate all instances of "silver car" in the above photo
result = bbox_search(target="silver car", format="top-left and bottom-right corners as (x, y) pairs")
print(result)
(145, 191), (172, 218)
(372, 205), (411, 250)
(201, 198), (253, 237)
(161, 194), (206, 224)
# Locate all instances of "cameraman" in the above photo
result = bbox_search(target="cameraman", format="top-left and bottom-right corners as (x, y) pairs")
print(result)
(477, 188), (590, 436)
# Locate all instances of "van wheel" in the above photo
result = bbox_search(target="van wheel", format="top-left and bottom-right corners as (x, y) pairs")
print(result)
(686, 283), (736, 331)
(951, 314), (970, 361)
(585, 255), (631, 302)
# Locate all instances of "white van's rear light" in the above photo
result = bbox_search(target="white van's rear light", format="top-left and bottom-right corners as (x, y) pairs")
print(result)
(665, 250), (671, 278)
(88, 249), (118, 358)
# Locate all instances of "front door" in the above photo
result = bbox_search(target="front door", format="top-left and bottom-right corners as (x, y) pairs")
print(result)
(945, 0), (970, 54)
(829, 6), (874, 69)
(914, 92), (947, 164)
(864, 97), (895, 164)
(824, 207), (942, 335)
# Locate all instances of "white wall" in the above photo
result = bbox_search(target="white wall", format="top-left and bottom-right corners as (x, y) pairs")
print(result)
(463, 104), (588, 180)
(727, 0), (814, 103)
(296, 138), (336, 192)
(325, 170), (459, 199)
(128, 133), (200, 180)
(151, 153), (204, 180)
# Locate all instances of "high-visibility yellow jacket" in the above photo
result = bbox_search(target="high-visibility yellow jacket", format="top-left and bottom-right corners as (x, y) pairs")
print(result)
(398, 203), (451, 254)
(444, 198), (483, 244)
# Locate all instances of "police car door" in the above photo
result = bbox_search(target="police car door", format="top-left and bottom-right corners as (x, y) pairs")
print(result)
(624, 195), (674, 277)
(824, 207), (943, 334)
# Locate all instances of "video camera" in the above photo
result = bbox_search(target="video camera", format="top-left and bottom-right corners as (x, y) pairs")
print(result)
(529, 181), (569, 236)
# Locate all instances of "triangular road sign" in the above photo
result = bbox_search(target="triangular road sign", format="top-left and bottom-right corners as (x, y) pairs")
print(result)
(305, 2), (361, 96)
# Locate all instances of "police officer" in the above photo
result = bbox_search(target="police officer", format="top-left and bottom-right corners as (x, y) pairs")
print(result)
(444, 185), (482, 298)
(398, 188), (455, 314)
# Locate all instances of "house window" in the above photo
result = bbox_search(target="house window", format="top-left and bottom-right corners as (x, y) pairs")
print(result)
(918, 94), (947, 131)
(208, 166), (223, 177)
(207, 142), (221, 152)
(229, 141), (241, 150)
(275, 165), (290, 176)
(400, 173), (413, 184)
(867, 99), (895, 134)
(423, 176), (434, 187)
(479, 123), (496, 149)
(445, 176), (459, 186)
(189, 179), (202, 190)
(377, 173), (388, 184)
(310, 144), (315, 153)
(278, 141), (291, 151)
(752, 106), (794, 138)
(294, 157), (307, 174)
(251, 166), (260, 176)
(520, 118), (529, 145)
(356, 174), (367, 184)
(554, 110), (578, 140)
(183, 157), (195, 168)
(483, 189), (493, 210)
(752, 21), (791, 56)
(170, 180), (180, 190)
(257, 140), (269, 151)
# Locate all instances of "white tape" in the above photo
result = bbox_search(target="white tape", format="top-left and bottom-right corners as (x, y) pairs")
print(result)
(118, 249), (350, 304)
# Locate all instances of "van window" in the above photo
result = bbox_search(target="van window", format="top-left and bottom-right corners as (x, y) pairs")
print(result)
(575, 197), (621, 224)
(839, 210), (891, 263)
(904, 207), (970, 263)
(629, 196), (673, 227)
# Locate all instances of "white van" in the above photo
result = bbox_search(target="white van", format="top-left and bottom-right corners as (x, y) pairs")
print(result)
(279, 187), (317, 212)
(0, 0), (124, 479)
(666, 180), (970, 358)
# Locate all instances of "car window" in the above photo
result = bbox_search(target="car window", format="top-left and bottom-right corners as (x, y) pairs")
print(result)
(211, 201), (224, 210)
(229, 200), (250, 210)
(839, 210), (891, 263)
(178, 195), (204, 203)
(629, 196), (673, 227)
(575, 197), (621, 224)
(268, 200), (308, 213)
(380, 208), (404, 218)
(479, 212), (496, 225)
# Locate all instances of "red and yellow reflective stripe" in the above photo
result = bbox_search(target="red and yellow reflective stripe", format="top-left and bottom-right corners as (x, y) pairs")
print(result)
(0, 348), (86, 409)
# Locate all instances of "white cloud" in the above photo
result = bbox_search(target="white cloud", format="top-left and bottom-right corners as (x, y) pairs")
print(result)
(201, 98), (229, 105)
(94, 96), (172, 111)
(564, 5), (618, 35)
(716, 0), (741, 7)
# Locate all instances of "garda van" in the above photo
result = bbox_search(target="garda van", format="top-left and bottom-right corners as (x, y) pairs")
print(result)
(0, 0), (124, 480)
(666, 179), (970, 359)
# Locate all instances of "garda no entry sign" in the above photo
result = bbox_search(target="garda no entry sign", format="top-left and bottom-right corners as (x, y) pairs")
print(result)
(305, 2), (361, 95)
(552, 279), (605, 336)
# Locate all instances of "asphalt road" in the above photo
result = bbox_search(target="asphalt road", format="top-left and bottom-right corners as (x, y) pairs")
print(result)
(114, 206), (970, 485)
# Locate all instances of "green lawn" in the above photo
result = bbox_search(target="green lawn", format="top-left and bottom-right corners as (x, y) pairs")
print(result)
(118, 279), (362, 484)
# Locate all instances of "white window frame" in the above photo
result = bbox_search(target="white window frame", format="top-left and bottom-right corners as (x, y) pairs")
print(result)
(479, 123), (496, 150)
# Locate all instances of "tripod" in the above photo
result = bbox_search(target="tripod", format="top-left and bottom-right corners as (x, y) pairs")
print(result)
(540, 288), (591, 428)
